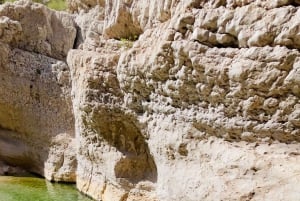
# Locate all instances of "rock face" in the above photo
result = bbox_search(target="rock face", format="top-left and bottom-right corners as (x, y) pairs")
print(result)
(0, 0), (76, 182)
(1, 0), (300, 201)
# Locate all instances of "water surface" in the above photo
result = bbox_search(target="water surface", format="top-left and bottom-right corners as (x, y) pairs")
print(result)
(0, 176), (92, 201)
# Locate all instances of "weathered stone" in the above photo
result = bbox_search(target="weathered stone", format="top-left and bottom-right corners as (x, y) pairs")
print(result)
(0, 1), (76, 182)
(68, 0), (300, 199)
(0, 45), (76, 180)
(2, 0), (300, 201)
(0, 0), (76, 59)
(67, 49), (157, 200)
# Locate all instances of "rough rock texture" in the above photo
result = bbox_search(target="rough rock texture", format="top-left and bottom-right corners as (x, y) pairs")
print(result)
(0, 0), (76, 182)
(2, 0), (300, 201)
(68, 49), (157, 200)
(69, 0), (300, 200)
(0, 0), (76, 60)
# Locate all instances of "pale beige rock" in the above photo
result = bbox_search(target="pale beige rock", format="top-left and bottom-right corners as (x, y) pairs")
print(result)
(0, 45), (76, 180)
(65, 0), (300, 200)
(0, 0), (76, 59)
(67, 49), (157, 200)
(0, 1), (76, 181)
(67, 0), (104, 13)
(2, 0), (300, 201)
(44, 134), (77, 182)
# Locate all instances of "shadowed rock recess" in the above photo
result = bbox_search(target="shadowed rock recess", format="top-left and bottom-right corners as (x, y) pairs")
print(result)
(1, 0), (300, 200)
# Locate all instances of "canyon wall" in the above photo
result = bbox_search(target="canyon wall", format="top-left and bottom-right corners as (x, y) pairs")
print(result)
(0, 0), (76, 181)
(1, 0), (300, 200)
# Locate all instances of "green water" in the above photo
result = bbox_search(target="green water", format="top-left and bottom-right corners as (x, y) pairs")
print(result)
(0, 176), (92, 201)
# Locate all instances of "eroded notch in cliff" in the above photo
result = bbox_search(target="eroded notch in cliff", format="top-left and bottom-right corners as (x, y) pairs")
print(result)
(90, 108), (157, 184)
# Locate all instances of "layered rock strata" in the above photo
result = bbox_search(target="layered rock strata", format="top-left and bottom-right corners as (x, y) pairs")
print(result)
(1, 0), (300, 201)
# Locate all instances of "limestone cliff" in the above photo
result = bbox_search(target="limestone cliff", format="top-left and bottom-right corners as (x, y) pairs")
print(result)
(0, 0), (76, 181)
(1, 0), (300, 201)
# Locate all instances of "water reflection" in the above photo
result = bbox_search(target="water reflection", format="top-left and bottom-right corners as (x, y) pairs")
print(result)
(0, 176), (92, 201)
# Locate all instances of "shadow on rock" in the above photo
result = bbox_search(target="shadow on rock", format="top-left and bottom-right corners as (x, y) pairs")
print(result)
(90, 107), (157, 184)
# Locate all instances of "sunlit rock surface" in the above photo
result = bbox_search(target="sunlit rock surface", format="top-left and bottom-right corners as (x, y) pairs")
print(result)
(1, 0), (300, 200)
(0, 0), (76, 182)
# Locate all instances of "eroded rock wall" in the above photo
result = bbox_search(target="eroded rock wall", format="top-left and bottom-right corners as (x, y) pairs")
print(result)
(0, 0), (76, 181)
(68, 0), (300, 200)
(1, 0), (300, 201)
